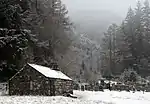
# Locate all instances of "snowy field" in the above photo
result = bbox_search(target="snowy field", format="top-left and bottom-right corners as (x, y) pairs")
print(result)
(0, 90), (150, 104)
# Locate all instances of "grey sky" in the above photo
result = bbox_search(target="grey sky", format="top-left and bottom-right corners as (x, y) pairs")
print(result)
(63, 0), (145, 18)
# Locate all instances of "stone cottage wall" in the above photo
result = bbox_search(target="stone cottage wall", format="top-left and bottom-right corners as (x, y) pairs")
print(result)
(54, 79), (73, 96)
(9, 65), (52, 96)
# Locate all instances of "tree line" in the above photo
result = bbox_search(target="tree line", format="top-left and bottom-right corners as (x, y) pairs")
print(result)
(101, 0), (150, 79)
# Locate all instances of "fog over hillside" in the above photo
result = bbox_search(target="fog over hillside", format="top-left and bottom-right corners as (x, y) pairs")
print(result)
(63, 0), (144, 40)
(63, 0), (139, 17)
(71, 9), (122, 41)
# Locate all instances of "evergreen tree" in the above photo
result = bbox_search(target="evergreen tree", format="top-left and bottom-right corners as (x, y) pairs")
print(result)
(101, 24), (118, 76)
(101, 1), (150, 77)
(0, 0), (35, 81)
(35, 0), (73, 66)
(142, 0), (150, 57)
(143, 0), (150, 37)
(121, 6), (140, 72)
(0, 0), (22, 29)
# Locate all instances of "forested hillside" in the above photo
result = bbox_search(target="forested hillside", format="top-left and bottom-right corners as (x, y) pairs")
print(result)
(100, 0), (150, 78)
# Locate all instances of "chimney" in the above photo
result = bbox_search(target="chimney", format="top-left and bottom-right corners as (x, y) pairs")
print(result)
(50, 62), (60, 71)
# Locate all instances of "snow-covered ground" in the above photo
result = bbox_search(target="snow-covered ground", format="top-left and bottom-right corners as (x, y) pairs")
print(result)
(0, 90), (150, 104)
(74, 90), (150, 104)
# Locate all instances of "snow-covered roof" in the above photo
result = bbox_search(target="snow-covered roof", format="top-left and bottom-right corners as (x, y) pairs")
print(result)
(28, 63), (72, 80)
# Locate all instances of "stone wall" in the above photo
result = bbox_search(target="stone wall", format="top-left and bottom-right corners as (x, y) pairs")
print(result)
(55, 79), (73, 96)
(9, 65), (50, 95)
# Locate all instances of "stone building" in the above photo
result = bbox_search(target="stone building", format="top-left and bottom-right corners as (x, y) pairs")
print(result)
(9, 63), (73, 96)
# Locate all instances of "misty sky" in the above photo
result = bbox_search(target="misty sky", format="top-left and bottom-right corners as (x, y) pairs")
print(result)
(63, 0), (145, 18)
(62, 0), (147, 37)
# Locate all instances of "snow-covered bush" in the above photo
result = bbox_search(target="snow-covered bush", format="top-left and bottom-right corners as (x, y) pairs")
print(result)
(120, 68), (139, 83)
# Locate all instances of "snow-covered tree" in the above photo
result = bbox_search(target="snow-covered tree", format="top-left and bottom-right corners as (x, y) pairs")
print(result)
(120, 68), (139, 83)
